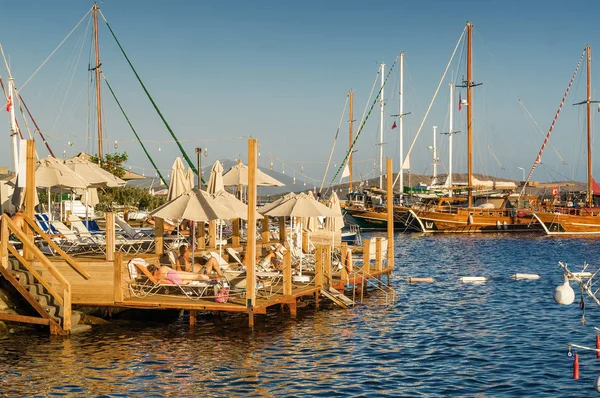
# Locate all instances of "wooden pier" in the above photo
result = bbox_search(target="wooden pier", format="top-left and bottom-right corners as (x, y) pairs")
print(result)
(0, 140), (396, 335)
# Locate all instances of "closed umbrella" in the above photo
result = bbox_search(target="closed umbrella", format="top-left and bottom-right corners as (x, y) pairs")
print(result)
(206, 160), (224, 194)
(324, 191), (344, 231)
(167, 157), (189, 201)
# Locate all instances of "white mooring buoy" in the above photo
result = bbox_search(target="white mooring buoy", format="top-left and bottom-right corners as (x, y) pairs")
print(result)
(510, 273), (541, 280)
(460, 276), (487, 283)
(553, 274), (575, 305)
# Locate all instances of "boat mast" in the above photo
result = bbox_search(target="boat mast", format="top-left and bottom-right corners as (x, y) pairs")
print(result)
(399, 53), (404, 199)
(8, 77), (18, 174)
(379, 62), (385, 189)
(432, 126), (438, 180)
(448, 82), (455, 197)
(93, 2), (103, 158)
(586, 45), (593, 207)
(349, 89), (354, 191)
(466, 22), (473, 207)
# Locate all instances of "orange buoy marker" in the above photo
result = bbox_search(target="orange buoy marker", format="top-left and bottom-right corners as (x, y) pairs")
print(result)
(596, 335), (600, 359)
(573, 353), (580, 380)
(407, 277), (435, 283)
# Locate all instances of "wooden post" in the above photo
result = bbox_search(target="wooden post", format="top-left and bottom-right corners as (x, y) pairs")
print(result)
(363, 238), (371, 276)
(302, 231), (308, 253)
(324, 245), (332, 287)
(113, 252), (123, 303)
(375, 237), (382, 271)
(262, 216), (270, 243)
(232, 218), (240, 247)
(197, 222), (205, 250)
(283, 249), (292, 296)
(154, 216), (164, 255)
(279, 217), (286, 244)
(1, 218), (8, 269)
(341, 242), (349, 282)
(248, 310), (254, 327)
(24, 140), (35, 261)
(63, 287), (72, 332)
(105, 211), (115, 261)
(190, 310), (197, 327)
(289, 302), (297, 318)
(386, 157), (394, 271)
(315, 245), (323, 287)
(245, 139), (257, 311)
(208, 220), (217, 248)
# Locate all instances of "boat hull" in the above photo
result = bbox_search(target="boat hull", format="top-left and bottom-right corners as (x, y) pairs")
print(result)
(413, 208), (541, 233)
(344, 208), (419, 231)
(533, 209), (600, 235)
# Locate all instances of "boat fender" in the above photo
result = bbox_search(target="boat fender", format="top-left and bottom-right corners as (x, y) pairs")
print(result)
(510, 273), (540, 280)
(517, 211), (526, 217)
(460, 276), (486, 283)
(407, 277), (434, 283)
(553, 274), (575, 305)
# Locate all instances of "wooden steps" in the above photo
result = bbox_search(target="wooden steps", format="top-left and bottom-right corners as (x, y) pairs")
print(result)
(320, 286), (354, 308)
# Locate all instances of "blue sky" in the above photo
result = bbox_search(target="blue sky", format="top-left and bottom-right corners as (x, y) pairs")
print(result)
(2, 0), (600, 187)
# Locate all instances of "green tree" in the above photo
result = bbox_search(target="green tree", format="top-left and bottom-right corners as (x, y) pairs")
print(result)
(90, 152), (129, 178)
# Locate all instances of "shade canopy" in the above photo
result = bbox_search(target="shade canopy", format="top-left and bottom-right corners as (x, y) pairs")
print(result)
(260, 193), (340, 218)
(167, 157), (193, 201)
(222, 163), (284, 187)
(324, 191), (344, 231)
(211, 190), (261, 220)
(206, 160), (225, 194)
(258, 192), (297, 214)
(64, 157), (126, 188)
(150, 188), (237, 222)
(35, 156), (89, 189)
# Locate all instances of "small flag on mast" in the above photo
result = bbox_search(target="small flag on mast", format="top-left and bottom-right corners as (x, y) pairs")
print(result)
(458, 93), (462, 111)
(391, 121), (397, 130)
(340, 163), (350, 181)
(5, 95), (12, 112)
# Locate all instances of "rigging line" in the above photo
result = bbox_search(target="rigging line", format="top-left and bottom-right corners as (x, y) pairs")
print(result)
(100, 10), (198, 176)
(393, 26), (466, 189)
(330, 58), (398, 184)
(320, 94), (349, 193)
(518, 99), (567, 165)
(520, 49), (585, 195)
(21, 7), (93, 90)
(357, 69), (381, 144)
(102, 74), (167, 186)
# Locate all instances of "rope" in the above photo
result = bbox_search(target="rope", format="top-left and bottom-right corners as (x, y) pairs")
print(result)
(319, 94), (349, 193)
(520, 49), (585, 195)
(330, 58), (398, 184)
(99, 10), (198, 176)
(21, 7), (93, 90)
(102, 74), (167, 185)
(393, 27), (466, 188)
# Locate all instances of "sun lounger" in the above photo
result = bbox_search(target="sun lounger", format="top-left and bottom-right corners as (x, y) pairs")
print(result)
(126, 258), (225, 301)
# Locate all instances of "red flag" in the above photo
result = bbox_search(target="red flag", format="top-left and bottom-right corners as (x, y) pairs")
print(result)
(391, 121), (397, 130)
(5, 95), (11, 112)
(458, 93), (462, 111)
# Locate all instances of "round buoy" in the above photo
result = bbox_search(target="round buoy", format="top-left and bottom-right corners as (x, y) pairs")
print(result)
(554, 274), (575, 305)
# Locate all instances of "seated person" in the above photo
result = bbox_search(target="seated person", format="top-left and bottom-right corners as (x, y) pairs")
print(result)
(243, 244), (286, 270)
(147, 264), (213, 283)
(176, 244), (224, 278)
(145, 216), (177, 234)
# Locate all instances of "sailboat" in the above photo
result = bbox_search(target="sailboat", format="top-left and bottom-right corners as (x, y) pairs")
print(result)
(533, 45), (600, 235)
(408, 22), (541, 233)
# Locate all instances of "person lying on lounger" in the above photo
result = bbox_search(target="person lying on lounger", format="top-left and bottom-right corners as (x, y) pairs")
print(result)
(147, 264), (213, 284)
(176, 244), (223, 278)
(242, 244), (287, 270)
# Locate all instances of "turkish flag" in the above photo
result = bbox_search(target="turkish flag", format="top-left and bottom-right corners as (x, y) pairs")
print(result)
(391, 121), (397, 129)
(5, 95), (11, 112)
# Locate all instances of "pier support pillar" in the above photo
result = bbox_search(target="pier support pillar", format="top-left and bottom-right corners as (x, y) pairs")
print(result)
(289, 301), (297, 318)
(248, 311), (254, 328)
(189, 310), (197, 327)
(315, 291), (320, 309)
(386, 158), (394, 271)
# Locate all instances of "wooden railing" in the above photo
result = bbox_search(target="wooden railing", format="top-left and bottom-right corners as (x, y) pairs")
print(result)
(0, 215), (91, 332)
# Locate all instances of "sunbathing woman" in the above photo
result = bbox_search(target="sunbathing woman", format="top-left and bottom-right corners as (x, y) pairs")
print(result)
(147, 264), (212, 284)
(177, 245), (224, 277)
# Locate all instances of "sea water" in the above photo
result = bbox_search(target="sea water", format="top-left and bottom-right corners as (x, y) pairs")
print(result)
(1, 232), (600, 396)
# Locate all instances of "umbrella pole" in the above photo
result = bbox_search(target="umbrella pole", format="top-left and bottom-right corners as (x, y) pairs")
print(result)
(219, 220), (223, 260)
(85, 188), (89, 226)
(299, 220), (303, 276)
(47, 187), (51, 221)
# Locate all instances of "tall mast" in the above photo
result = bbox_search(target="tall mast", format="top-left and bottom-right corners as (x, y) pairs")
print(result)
(399, 53), (404, 199)
(448, 82), (455, 197)
(586, 45), (592, 207)
(93, 2), (103, 158)
(349, 89), (354, 191)
(466, 22), (473, 207)
(432, 126), (438, 180)
(379, 62), (385, 189)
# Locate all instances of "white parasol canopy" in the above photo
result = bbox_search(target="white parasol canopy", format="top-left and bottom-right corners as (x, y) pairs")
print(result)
(324, 191), (344, 231)
(260, 193), (340, 218)
(150, 188), (237, 222)
(222, 162), (285, 187)
(167, 157), (192, 201)
(206, 160), (225, 194)
(64, 157), (126, 188)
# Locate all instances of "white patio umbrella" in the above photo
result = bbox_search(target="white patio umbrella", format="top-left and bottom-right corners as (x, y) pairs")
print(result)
(206, 160), (228, 259)
(260, 193), (340, 278)
(304, 190), (319, 233)
(65, 157), (126, 222)
(222, 162), (285, 187)
(167, 157), (190, 201)
(324, 191), (344, 252)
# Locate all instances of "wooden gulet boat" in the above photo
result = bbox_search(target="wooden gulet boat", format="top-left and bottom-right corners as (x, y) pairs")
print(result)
(407, 22), (541, 234)
(532, 46), (600, 235)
